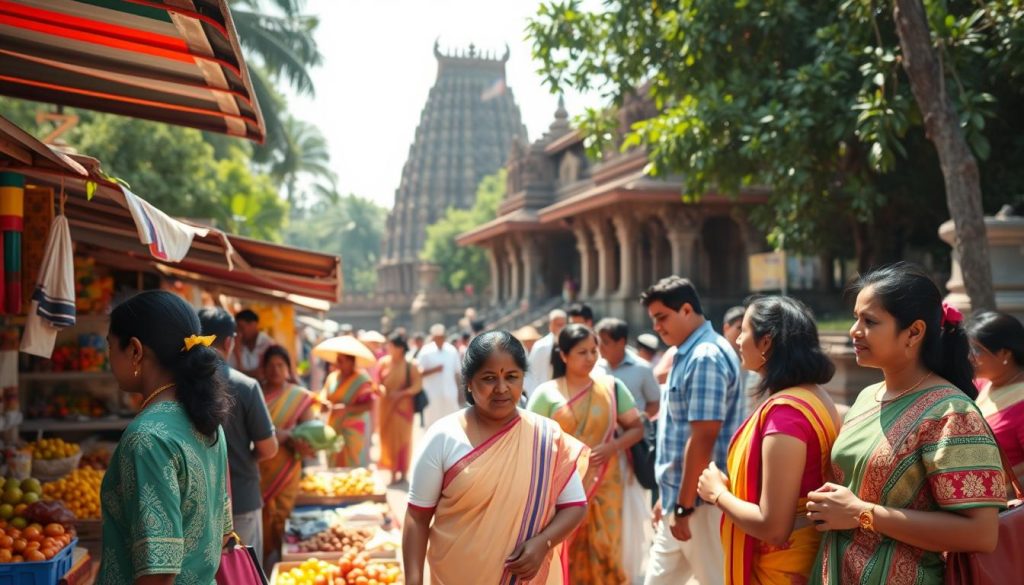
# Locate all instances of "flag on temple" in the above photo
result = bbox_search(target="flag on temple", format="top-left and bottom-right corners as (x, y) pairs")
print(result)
(480, 78), (506, 101)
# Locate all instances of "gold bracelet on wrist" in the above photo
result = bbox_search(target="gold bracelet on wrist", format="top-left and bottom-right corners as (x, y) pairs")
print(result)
(712, 490), (725, 506)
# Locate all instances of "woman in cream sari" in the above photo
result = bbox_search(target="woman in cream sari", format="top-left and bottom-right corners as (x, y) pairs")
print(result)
(527, 325), (644, 585)
(403, 331), (589, 585)
(697, 297), (841, 584)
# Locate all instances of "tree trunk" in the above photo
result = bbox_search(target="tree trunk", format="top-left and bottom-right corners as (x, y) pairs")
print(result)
(893, 0), (996, 311)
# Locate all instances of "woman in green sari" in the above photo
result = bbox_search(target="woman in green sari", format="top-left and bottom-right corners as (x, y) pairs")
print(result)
(805, 263), (1006, 585)
(98, 291), (233, 585)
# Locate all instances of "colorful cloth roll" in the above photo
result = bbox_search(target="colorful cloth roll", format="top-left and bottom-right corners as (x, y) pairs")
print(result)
(0, 172), (24, 314)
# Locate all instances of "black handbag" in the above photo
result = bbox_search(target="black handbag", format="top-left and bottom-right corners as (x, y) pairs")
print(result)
(408, 360), (429, 426)
(630, 415), (658, 490)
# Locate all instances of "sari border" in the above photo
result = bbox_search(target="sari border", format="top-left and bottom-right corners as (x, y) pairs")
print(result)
(441, 414), (522, 490)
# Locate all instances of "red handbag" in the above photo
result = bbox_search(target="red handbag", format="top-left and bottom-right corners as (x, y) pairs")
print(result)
(944, 447), (1024, 584)
(216, 531), (268, 585)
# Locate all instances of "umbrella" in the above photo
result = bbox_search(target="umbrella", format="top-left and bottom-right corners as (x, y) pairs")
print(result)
(313, 335), (377, 367)
(358, 330), (387, 345)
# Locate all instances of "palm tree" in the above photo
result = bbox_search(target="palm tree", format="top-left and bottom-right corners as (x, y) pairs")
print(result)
(271, 116), (336, 206)
(230, 0), (323, 160)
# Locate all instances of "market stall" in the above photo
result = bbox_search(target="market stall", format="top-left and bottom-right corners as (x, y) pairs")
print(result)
(0, 113), (348, 581)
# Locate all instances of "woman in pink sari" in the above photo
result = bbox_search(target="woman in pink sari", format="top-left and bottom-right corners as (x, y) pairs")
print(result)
(403, 331), (589, 585)
(967, 310), (1024, 487)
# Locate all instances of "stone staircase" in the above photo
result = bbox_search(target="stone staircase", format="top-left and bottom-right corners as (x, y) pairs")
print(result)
(485, 296), (565, 332)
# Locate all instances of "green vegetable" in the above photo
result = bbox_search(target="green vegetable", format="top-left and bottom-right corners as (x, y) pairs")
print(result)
(291, 420), (343, 453)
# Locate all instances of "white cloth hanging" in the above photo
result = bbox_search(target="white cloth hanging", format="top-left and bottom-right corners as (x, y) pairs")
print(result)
(20, 215), (75, 357)
(123, 187), (208, 262)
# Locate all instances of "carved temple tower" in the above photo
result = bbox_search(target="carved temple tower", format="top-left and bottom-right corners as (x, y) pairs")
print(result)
(377, 42), (527, 296)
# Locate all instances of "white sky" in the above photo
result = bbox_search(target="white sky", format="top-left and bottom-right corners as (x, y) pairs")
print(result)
(283, 0), (604, 209)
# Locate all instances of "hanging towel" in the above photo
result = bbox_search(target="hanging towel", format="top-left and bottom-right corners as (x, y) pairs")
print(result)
(20, 215), (75, 358)
(122, 187), (208, 262)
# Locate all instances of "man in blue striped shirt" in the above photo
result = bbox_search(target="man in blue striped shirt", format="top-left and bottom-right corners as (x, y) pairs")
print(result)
(642, 276), (743, 585)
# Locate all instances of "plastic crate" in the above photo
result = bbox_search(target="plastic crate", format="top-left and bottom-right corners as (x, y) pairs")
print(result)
(0, 538), (78, 585)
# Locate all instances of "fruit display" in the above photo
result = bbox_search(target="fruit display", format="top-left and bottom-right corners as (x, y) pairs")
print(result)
(74, 256), (115, 315)
(300, 468), (379, 498)
(293, 525), (375, 555)
(274, 555), (402, 585)
(0, 520), (73, 563)
(25, 439), (79, 460)
(27, 390), (108, 420)
(42, 467), (102, 520)
(0, 478), (45, 531)
(79, 448), (111, 471)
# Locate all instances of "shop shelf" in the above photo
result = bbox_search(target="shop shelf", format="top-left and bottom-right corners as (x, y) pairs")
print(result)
(17, 372), (113, 382)
(19, 417), (133, 434)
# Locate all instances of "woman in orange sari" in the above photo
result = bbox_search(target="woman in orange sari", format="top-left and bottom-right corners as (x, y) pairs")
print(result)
(322, 352), (375, 468)
(697, 296), (841, 585)
(259, 346), (317, 562)
(527, 324), (644, 585)
(403, 331), (589, 585)
(377, 332), (424, 485)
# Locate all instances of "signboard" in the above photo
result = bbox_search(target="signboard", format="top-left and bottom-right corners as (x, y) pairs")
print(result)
(749, 251), (787, 292)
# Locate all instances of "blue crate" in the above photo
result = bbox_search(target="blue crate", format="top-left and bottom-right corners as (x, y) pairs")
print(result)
(0, 538), (77, 585)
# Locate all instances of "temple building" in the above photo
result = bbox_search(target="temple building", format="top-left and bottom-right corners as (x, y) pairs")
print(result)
(457, 96), (773, 327)
(377, 41), (527, 296)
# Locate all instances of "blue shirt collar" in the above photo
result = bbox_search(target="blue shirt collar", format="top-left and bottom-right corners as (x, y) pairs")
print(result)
(675, 320), (713, 361)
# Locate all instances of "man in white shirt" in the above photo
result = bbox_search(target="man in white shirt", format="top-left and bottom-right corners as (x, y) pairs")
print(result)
(523, 309), (567, 395)
(417, 323), (462, 429)
(596, 318), (660, 418)
(228, 309), (275, 379)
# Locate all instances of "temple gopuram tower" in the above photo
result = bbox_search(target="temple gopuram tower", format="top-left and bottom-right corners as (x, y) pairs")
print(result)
(377, 41), (527, 296)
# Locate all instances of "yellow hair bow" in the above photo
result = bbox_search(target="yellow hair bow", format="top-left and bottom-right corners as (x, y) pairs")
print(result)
(182, 334), (217, 352)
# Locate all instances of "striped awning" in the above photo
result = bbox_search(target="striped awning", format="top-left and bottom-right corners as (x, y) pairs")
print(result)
(0, 114), (341, 305)
(0, 0), (265, 142)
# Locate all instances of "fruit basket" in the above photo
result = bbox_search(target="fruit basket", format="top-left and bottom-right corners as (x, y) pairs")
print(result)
(0, 537), (77, 585)
(271, 556), (403, 585)
(295, 468), (387, 506)
(282, 519), (398, 562)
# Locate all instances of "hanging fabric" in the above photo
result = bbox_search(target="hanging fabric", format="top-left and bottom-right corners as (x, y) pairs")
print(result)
(20, 203), (75, 357)
(0, 172), (25, 314)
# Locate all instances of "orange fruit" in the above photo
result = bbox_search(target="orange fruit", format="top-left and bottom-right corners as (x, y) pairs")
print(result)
(0, 535), (12, 549)
(41, 547), (56, 560)
(0, 549), (10, 563)
(25, 550), (45, 562)
(43, 524), (64, 537)
(12, 555), (22, 563)
(12, 539), (26, 553)
(22, 527), (41, 541)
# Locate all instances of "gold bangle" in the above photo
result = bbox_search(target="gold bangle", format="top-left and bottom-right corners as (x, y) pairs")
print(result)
(712, 490), (725, 506)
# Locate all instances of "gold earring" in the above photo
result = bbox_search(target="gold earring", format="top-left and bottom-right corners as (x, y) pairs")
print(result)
(134, 366), (140, 377)
(1005, 360), (1010, 365)
(760, 352), (767, 363)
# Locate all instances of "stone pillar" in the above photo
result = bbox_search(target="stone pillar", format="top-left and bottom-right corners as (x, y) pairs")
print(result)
(667, 229), (699, 279)
(650, 227), (667, 285)
(612, 213), (637, 298)
(520, 237), (543, 303)
(590, 216), (616, 299)
(505, 238), (522, 306)
(573, 225), (593, 299)
(487, 245), (502, 307)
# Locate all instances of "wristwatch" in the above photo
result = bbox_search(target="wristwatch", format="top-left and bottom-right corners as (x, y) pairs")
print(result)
(674, 504), (696, 518)
(858, 504), (877, 533)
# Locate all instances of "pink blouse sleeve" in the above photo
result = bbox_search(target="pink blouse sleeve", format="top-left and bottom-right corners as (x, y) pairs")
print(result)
(762, 404), (814, 443)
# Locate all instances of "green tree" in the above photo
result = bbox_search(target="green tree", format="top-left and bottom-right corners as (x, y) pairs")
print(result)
(527, 1), (1023, 302)
(284, 195), (387, 293)
(231, 0), (323, 162)
(421, 171), (505, 293)
(270, 115), (336, 206)
(218, 148), (288, 241)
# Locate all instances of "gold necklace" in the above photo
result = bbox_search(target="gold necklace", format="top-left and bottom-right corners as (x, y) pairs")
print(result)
(994, 370), (1024, 390)
(875, 372), (930, 403)
(140, 382), (176, 410)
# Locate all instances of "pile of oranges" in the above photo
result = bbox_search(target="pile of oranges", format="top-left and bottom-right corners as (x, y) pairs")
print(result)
(26, 439), (79, 461)
(42, 468), (102, 519)
(0, 521), (71, 563)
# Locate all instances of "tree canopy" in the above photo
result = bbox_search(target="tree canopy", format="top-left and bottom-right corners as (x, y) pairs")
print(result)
(421, 171), (505, 294)
(284, 195), (387, 294)
(527, 1), (1024, 275)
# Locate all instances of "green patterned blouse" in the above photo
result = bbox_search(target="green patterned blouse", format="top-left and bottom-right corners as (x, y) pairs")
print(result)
(97, 402), (231, 584)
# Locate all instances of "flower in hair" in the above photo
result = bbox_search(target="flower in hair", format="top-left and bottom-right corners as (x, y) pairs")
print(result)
(182, 334), (217, 352)
(940, 302), (963, 328)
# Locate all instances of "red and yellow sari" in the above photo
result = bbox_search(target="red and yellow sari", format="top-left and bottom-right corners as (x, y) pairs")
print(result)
(323, 370), (374, 468)
(259, 384), (316, 560)
(428, 411), (587, 585)
(551, 376), (625, 585)
(378, 359), (415, 474)
(724, 388), (838, 585)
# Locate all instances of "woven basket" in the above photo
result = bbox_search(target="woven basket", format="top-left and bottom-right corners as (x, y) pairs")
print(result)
(32, 452), (82, 483)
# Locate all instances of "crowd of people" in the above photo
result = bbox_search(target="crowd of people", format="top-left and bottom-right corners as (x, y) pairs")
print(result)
(87, 260), (1024, 584)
